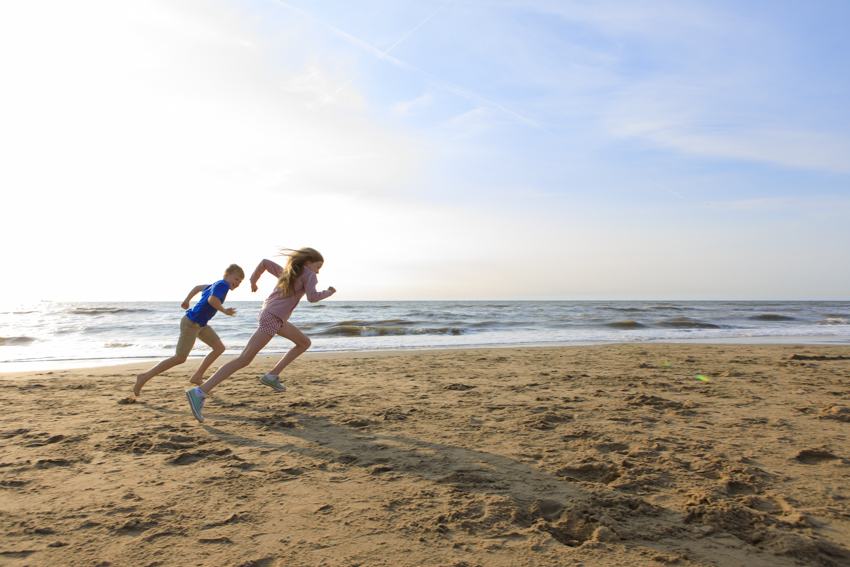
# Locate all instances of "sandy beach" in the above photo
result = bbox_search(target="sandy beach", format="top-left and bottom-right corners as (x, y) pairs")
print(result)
(1, 343), (849, 567)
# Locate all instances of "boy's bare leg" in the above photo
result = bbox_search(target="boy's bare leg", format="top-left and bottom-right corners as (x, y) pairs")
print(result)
(135, 355), (188, 396)
(268, 323), (311, 376)
(189, 340), (226, 386)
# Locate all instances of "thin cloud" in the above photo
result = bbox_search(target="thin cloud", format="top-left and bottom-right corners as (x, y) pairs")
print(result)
(269, 0), (545, 131)
(495, 0), (731, 39)
(382, 0), (454, 56)
(644, 179), (686, 200)
(394, 94), (433, 116)
(439, 107), (495, 140)
(712, 196), (850, 215)
(303, 0), (453, 108)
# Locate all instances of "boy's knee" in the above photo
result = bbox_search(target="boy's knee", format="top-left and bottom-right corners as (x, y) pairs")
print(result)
(213, 344), (225, 354)
(175, 355), (188, 364)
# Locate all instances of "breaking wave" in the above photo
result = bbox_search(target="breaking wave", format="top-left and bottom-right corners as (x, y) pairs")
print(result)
(604, 320), (647, 329)
(316, 325), (470, 337)
(654, 319), (721, 329)
(748, 314), (796, 321)
(63, 307), (153, 315)
(818, 318), (849, 325)
(0, 336), (37, 346)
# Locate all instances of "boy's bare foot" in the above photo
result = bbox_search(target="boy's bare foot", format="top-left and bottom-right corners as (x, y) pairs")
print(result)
(134, 374), (146, 397)
(189, 376), (204, 386)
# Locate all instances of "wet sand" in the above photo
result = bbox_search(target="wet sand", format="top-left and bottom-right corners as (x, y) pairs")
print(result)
(1, 343), (849, 566)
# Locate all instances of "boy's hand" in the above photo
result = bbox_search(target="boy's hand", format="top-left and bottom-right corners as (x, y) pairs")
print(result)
(223, 307), (237, 316)
(181, 301), (190, 309)
(251, 282), (258, 292)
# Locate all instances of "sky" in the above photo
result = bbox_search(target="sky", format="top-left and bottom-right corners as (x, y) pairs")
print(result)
(1, 0), (849, 303)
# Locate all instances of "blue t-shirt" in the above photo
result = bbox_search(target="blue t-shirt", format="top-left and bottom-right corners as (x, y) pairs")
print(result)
(185, 280), (230, 327)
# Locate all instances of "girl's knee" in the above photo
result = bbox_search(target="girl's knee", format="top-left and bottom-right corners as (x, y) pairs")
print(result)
(175, 355), (188, 364)
(300, 337), (312, 350)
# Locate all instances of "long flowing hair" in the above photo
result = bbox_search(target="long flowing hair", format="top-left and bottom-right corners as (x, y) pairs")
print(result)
(276, 247), (324, 298)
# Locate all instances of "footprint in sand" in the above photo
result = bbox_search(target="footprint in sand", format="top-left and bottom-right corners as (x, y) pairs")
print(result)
(531, 499), (564, 521)
(792, 448), (840, 464)
(169, 448), (232, 466)
(555, 462), (620, 484)
(820, 405), (850, 422)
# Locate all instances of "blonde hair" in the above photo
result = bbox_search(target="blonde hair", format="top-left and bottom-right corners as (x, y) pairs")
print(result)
(276, 248), (324, 298)
(224, 264), (245, 279)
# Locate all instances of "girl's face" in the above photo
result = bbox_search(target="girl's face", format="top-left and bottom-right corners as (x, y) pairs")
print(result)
(305, 260), (324, 274)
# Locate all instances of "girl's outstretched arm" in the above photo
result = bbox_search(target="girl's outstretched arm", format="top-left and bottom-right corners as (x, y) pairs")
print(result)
(181, 285), (208, 309)
(250, 259), (283, 292)
(304, 272), (336, 303)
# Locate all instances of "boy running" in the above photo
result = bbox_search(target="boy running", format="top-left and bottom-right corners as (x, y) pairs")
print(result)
(134, 264), (243, 396)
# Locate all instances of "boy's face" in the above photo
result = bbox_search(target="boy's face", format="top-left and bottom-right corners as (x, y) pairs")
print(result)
(224, 273), (243, 290)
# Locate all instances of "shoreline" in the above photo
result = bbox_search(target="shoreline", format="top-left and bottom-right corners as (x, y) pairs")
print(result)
(2, 335), (848, 375)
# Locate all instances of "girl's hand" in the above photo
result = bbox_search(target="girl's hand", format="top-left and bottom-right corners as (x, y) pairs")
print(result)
(328, 286), (337, 295)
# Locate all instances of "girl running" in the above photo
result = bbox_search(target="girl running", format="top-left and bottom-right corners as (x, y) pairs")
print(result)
(185, 247), (336, 422)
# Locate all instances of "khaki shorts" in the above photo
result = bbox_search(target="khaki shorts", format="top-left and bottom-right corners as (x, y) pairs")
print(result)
(175, 315), (221, 358)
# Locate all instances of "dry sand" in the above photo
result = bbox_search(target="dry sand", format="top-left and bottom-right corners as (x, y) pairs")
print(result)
(1, 343), (849, 567)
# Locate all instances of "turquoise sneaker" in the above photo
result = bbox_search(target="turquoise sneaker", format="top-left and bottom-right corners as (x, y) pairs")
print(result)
(185, 388), (206, 423)
(259, 374), (286, 392)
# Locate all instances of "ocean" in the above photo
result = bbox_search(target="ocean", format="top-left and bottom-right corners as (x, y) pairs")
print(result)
(1, 300), (848, 371)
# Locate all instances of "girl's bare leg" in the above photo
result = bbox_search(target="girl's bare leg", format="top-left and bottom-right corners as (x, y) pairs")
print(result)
(268, 322), (312, 376)
(189, 340), (226, 386)
(135, 355), (187, 396)
(199, 330), (273, 395)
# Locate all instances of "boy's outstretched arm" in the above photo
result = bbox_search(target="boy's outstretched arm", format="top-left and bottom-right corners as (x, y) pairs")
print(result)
(181, 285), (209, 310)
(208, 296), (236, 316)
